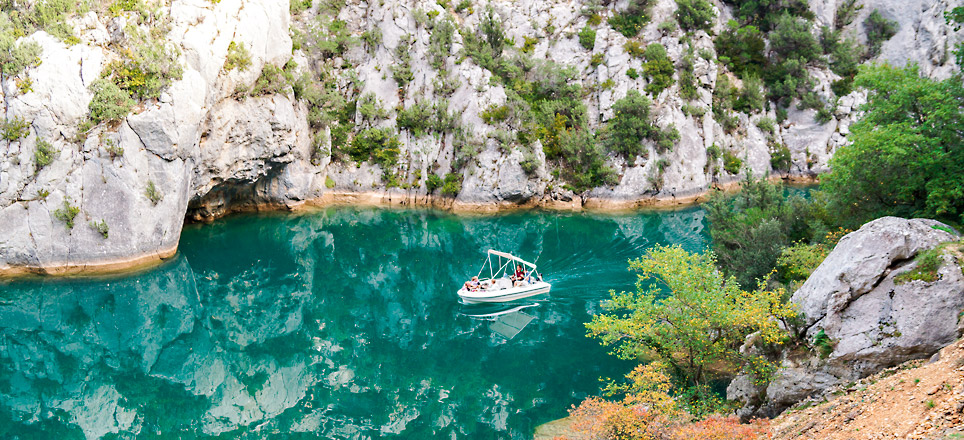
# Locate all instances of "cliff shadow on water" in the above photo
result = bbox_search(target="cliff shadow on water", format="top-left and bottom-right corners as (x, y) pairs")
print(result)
(0, 206), (708, 439)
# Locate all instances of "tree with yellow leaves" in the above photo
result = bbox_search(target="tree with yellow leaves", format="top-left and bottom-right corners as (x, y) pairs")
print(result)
(586, 244), (796, 415)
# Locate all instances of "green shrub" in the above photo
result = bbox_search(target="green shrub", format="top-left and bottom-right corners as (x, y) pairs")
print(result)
(813, 329), (833, 358)
(481, 104), (510, 124)
(0, 24), (43, 78)
(53, 197), (80, 229)
(623, 40), (645, 58)
(251, 63), (291, 95)
(835, 0), (862, 28)
(675, 0), (715, 32)
(325, 175), (336, 189)
(608, 0), (653, 38)
(223, 41), (251, 72)
(722, 150), (742, 174)
(642, 43), (674, 95)
(1, 116), (30, 141)
(602, 90), (658, 159)
(714, 20), (765, 79)
(815, 106), (833, 124)
(357, 92), (389, 123)
(345, 127), (400, 168)
(361, 27), (383, 55)
(626, 68), (639, 79)
(34, 139), (56, 170)
(777, 241), (829, 282)
(455, 0), (472, 12)
(521, 35), (538, 53)
(735, 74), (765, 113)
(589, 52), (604, 67)
(769, 142), (791, 171)
(765, 14), (821, 105)
(441, 172), (461, 196)
(426, 174), (443, 192)
(682, 103), (706, 117)
(578, 25), (596, 50)
(307, 17), (355, 60)
(895, 248), (944, 284)
(90, 219), (109, 239)
(104, 139), (124, 158)
(756, 117), (775, 134)
(392, 34), (414, 89)
(290, 0), (312, 14)
(678, 49), (698, 99)
(107, 27), (183, 100)
(28, 0), (79, 44)
(396, 100), (459, 136)
(145, 180), (162, 205)
(520, 150), (539, 175)
(864, 10), (898, 59)
(429, 18), (456, 69)
(657, 19), (676, 34)
(88, 79), (135, 124)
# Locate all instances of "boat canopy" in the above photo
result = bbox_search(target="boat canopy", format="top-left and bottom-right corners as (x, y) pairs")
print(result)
(487, 250), (537, 269)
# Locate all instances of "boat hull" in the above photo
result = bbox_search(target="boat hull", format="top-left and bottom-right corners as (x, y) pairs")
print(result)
(457, 282), (551, 304)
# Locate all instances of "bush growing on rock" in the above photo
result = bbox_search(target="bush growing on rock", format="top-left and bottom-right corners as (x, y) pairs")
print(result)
(34, 139), (56, 171)
(1, 116), (30, 141)
(675, 0), (716, 32)
(608, 0), (654, 38)
(577, 25), (596, 50)
(0, 14), (43, 79)
(441, 173), (461, 196)
(222, 41), (251, 72)
(864, 10), (898, 59)
(425, 174), (443, 193)
(108, 27), (184, 100)
(429, 18), (455, 69)
(145, 180), (162, 205)
(88, 79), (135, 125)
(344, 128), (401, 169)
(714, 21), (765, 79)
(53, 197), (80, 229)
(601, 90), (660, 160)
(642, 43), (674, 95)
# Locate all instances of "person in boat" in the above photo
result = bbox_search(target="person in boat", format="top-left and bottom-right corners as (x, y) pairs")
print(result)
(463, 276), (480, 291)
(512, 265), (525, 281)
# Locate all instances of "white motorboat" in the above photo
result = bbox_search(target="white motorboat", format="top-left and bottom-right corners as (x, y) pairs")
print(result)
(457, 250), (551, 303)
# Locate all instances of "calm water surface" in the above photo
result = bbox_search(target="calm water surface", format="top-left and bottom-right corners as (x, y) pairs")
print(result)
(0, 207), (708, 439)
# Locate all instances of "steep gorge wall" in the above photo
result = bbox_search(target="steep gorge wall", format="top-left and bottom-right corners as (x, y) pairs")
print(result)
(0, 0), (960, 274)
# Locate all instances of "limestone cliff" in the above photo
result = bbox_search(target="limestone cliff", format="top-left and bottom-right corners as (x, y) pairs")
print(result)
(0, 0), (961, 274)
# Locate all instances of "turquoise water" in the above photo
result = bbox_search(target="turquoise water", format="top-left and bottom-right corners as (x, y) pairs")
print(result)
(0, 207), (708, 439)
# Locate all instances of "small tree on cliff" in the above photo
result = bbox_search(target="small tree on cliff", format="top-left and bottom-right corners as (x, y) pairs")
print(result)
(587, 245), (796, 414)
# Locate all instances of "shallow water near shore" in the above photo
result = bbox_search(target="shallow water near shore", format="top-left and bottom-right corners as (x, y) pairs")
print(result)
(0, 206), (708, 439)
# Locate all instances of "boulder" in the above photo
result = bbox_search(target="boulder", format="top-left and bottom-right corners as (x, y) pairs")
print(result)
(729, 217), (964, 419)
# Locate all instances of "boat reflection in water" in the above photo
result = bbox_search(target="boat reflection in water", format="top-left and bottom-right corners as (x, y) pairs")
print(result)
(458, 301), (544, 339)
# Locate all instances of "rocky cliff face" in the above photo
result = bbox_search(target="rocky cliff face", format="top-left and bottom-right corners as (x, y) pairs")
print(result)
(728, 217), (964, 419)
(0, 0), (961, 274)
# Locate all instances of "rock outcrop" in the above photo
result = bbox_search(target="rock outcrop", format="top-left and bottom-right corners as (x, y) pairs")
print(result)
(1, 0), (962, 274)
(728, 217), (964, 419)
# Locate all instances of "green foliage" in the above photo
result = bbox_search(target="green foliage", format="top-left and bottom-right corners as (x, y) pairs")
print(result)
(714, 20), (765, 79)
(303, 16), (355, 60)
(251, 63), (292, 96)
(626, 67), (639, 79)
(812, 329), (833, 358)
(776, 241), (829, 282)
(0, 14), (43, 78)
(396, 100), (459, 137)
(864, 10), (898, 59)
(34, 139), (56, 170)
(426, 173), (443, 192)
(675, 0), (716, 32)
(589, 52), (604, 67)
(89, 219), (109, 239)
(705, 178), (833, 287)
(357, 92), (389, 124)
(587, 245), (795, 402)
(823, 64), (964, 227)
(145, 180), (162, 205)
(1, 116), (29, 141)
(769, 142), (791, 171)
(441, 172), (461, 196)
(608, 0), (654, 38)
(88, 78), (135, 124)
(756, 117), (775, 134)
(520, 35), (538, 53)
(735, 74), (765, 113)
(429, 18), (456, 69)
(601, 90), (659, 159)
(835, 0), (862, 28)
(520, 150), (539, 175)
(360, 27), (382, 55)
(455, 0), (472, 13)
(107, 27), (183, 100)
(223, 41), (251, 72)
(290, 0), (312, 14)
(344, 127), (400, 169)
(677, 48), (698, 100)
(24, 0), (79, 44)
(642, 43), (674, 95)
(480, 104), (510, 124)
(623, 40), (645, 58)
(325, 175), (336, 189)
(894, 247), (944, 284)
(578, 25), (596, 50)
(764, 13), (821, 105)
(657, 19), (677, 35)
(727, 0), (812, 32)
(53, 197), (80, 229)
(298, 68), (351, 129)
(722, 150), (742, 174)
(946, 7), (964, 70)
(392, 34), (414, 89)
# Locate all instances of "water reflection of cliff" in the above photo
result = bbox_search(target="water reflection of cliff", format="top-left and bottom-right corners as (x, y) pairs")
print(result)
(0, 207), (707, 439)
